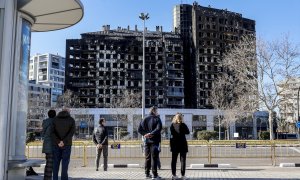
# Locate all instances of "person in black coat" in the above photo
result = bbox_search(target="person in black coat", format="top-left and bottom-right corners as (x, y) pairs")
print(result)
(170, 113), (190, 180)
(138, 106), (162, 179)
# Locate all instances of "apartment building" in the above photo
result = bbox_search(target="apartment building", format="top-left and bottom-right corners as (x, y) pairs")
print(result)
(29, 53), (65, 106)
(27, 80), (52, 132)
(65, 25), (184, 108)
(173, 2), (256, 108)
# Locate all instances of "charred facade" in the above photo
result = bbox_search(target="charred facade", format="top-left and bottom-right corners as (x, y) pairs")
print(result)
(65, 25), (184, 108)
(173, 2), (255, 108)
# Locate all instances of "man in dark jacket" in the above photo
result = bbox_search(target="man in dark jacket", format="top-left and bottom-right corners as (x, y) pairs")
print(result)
(138, 106), (162, 179)
(93, 118), (108, 171)
(41, 109), (56, 180)
(52, 109), (75, 180)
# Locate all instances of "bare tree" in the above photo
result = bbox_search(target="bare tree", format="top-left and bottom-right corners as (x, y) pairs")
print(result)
(221, 35), (300, 140)
(110, 90), (142, 140)
(56, 89), (83, 108)
(210, 71), (256, 140)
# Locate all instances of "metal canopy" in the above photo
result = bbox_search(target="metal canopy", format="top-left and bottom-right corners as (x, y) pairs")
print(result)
(19, 0), (84, 32)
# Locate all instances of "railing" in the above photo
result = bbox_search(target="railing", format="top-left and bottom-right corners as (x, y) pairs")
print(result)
(26, 140), (300, 167)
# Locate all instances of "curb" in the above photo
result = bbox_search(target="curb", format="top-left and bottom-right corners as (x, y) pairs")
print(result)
(190, 164), (231, 168)
(279, 163), (300, 167)
(101, 164), (140, 168)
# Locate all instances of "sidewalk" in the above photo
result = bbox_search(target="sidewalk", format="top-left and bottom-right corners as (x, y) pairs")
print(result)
(27, 166), (300, 180)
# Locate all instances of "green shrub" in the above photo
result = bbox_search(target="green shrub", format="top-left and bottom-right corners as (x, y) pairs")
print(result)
(259, 131), (270, 140)
(197, 130), (217, 141)
(26, 132), (36, 144)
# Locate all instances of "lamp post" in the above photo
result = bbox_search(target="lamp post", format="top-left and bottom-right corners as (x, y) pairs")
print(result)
(139, 13), (149, 119)
(297, 86), (300, 138)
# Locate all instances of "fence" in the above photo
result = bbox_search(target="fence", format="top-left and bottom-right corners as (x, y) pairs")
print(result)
(26, 140), (300, 166)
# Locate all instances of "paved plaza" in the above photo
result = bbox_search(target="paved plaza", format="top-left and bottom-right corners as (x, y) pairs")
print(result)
(26, 166), (300, 180)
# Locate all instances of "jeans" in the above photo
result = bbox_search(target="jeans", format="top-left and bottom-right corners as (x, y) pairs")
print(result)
(95, 145), (108, 170)
(53, 145), (72, 180)
(144, 143), (159, 177)
(171, 151), (187, 176)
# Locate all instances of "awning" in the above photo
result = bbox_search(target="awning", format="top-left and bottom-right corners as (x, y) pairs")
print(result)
(19, 0), (84, 32)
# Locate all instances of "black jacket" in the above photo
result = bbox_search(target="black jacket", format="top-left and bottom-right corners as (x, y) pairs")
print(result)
(52, 111), (75, 146)
(138, 114), (162, 144)
(93, 125), (108, 145)
(170, 123), (190, 152)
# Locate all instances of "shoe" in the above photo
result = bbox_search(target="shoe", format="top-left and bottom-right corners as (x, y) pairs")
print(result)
(181, 176), (188, 180)
(172, 175), (178, 179)
(104, 169), (107, 171)
(145, 174), (152, 179)
(152, 175), (161, 180)
(96, 168), (99, 171)
(158, 166), (161, 170)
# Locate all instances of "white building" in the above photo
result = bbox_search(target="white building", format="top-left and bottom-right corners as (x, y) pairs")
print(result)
(278, 78), (300, 133)
(67, 108), (249, 140)
(27, 80), (52, 133)
(29, 53), (65, 106)
(278, 78), (300, 123)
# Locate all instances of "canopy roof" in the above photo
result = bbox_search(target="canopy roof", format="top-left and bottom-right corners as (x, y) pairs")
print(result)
(19, 0), (84, 32)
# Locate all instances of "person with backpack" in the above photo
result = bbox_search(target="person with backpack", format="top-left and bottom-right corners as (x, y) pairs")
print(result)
(138, 106), (162, 179)
(170, 113), (190, 180)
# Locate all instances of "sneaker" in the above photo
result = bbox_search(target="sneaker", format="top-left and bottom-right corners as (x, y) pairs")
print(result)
(152, 176), (161, 180)
(172, 175), (178, 179)
(181, 176), (188, 180)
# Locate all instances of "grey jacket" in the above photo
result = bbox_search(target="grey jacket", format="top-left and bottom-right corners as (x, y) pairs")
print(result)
(93, 125), (108, 145)
(42, 118), (54, 153)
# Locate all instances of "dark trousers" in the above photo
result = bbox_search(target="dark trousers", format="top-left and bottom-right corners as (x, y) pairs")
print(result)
(95, 145), (108, 170)
(144, 143), (159, 176)
(53, 145), (72, 180)
(171, 151), (187, 176)
(44, 153), (53, 180)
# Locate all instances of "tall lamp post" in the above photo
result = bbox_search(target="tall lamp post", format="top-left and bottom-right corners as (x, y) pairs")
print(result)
(297, 86), (300, 138)
(139, 13), (149, 119)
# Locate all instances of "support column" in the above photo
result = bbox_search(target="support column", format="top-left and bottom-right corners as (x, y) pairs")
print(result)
(127, 114), (133, 138)
(183, 113), (193, 139)
(207, 115), (214, 131)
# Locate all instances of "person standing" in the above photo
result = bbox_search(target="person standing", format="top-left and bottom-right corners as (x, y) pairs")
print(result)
(52, 108), (75, 180)
(93, 118), (108, 171)
(138, 106), (162, 179)
(170, 113), (190, 180)
(41, 109), (56, 180)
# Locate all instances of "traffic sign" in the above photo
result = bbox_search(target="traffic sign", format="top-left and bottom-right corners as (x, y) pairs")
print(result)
(296, 122), (300, 128)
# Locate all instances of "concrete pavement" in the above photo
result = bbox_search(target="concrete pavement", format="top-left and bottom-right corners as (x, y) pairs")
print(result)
(26, 166), (300, 180)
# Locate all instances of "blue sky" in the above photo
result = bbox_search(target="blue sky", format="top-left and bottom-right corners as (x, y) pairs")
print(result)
(30, 0), (300, 57)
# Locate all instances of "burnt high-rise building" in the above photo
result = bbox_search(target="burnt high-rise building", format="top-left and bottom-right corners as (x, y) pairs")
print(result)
(173, 2), (255, 108)
(65, 25), (184, 108)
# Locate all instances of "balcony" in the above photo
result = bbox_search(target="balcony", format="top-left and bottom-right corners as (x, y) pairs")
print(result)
(167, 92), (184, 97)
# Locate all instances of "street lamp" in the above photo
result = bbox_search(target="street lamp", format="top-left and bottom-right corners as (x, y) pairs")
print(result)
(297, 86), (300, 138)
(139, 13), (149, 119)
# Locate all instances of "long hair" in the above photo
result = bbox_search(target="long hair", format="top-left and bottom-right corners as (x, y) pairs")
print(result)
(172, 113), (183, 124)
